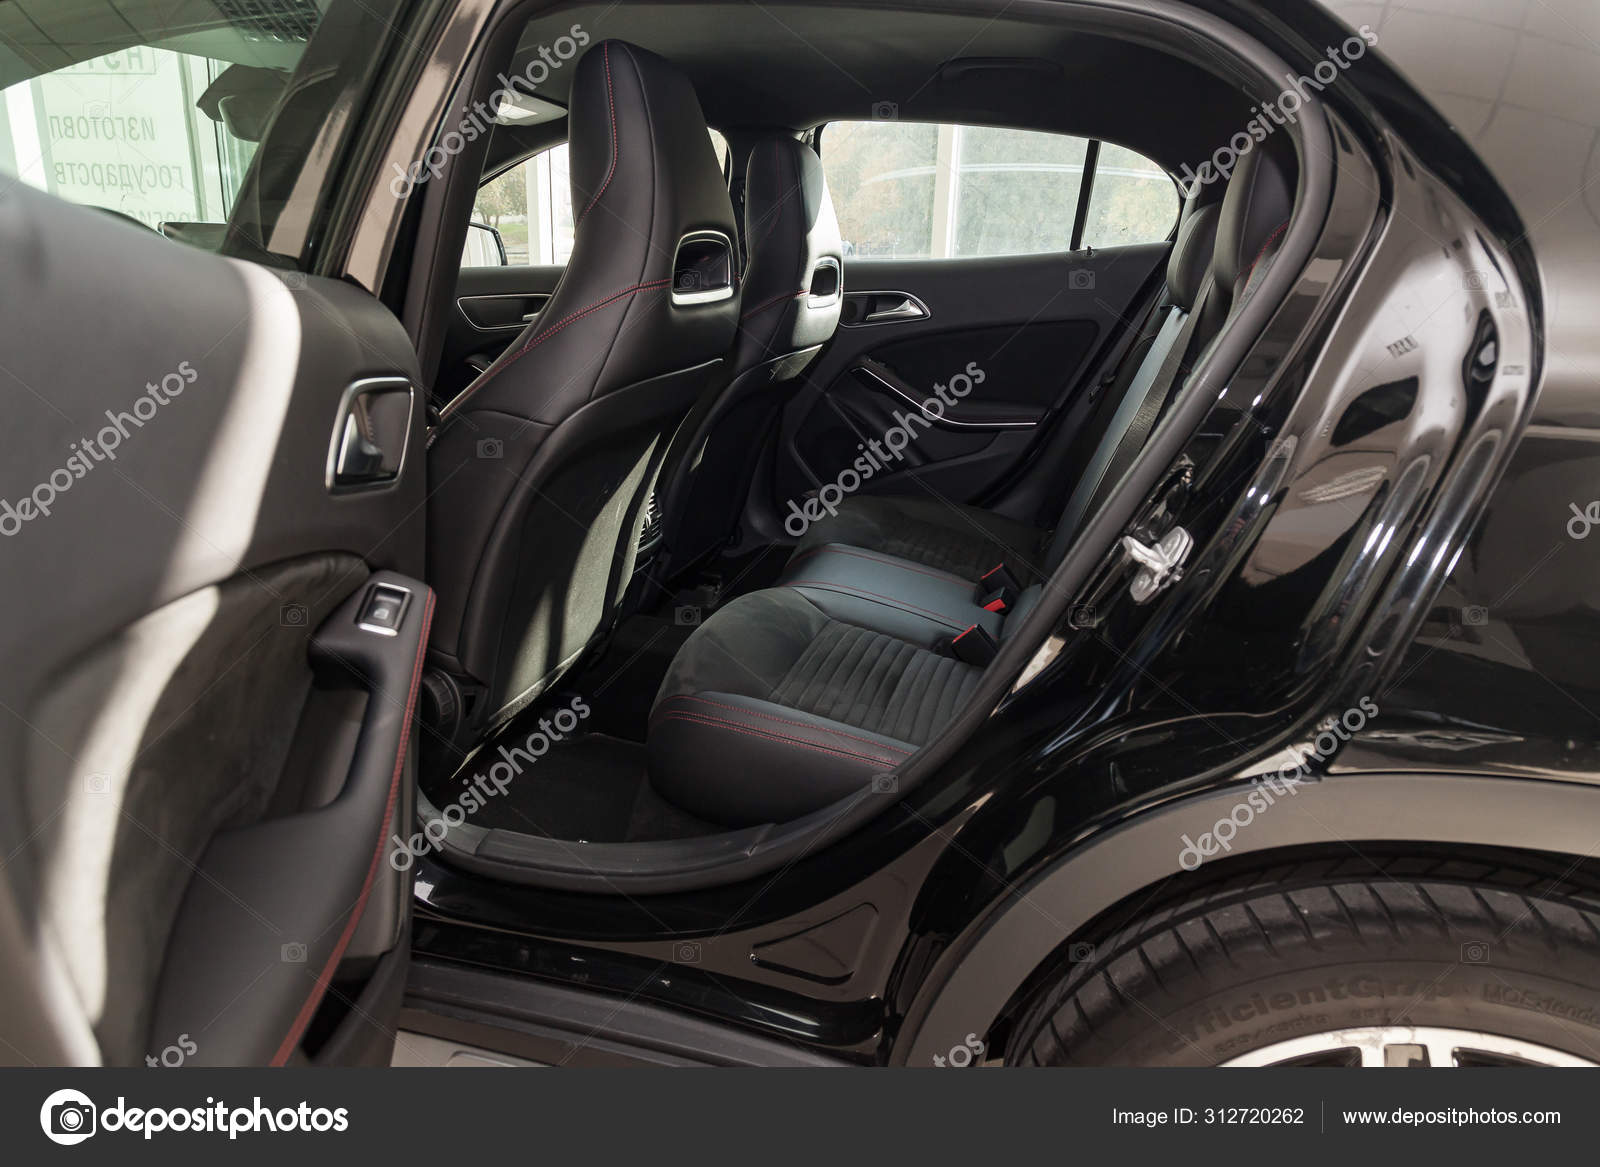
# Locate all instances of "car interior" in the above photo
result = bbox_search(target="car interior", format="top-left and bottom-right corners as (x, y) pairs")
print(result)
(0, 0), (1310, 1064)
(410, 4), (1301, 853)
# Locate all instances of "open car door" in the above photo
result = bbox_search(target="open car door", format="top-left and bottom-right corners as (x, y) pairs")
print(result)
(0, 0), (434, 1066)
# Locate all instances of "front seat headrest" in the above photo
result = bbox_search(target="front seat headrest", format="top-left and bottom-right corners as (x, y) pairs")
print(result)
(444, 39), (739, 424)
(735, 136), (843, 368)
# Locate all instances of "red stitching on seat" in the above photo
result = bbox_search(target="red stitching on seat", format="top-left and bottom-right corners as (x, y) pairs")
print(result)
(440, 278), (671, 417)
(575, 42), (617, 226)
(271, 589), (435, 1067)
(665, 695), (912, 754)
(740, 288), (806, 320)
(654, 712), (903, 766)
(786, 545), (977, 587)
(1245, 219), (1290, 282)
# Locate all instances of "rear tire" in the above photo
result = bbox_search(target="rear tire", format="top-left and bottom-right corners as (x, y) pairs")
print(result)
(1008, 853), (1600, 1066)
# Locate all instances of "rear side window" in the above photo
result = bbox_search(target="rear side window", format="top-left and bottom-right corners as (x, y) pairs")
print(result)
(1081, 142), (1180, 248)
(819, 121), (1177, 259)
(472, 129), (730, 266)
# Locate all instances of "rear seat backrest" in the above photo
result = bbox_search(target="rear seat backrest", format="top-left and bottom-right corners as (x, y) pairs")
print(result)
(1041, 137), (1297, 570)
(1042, 199), (1221, 562)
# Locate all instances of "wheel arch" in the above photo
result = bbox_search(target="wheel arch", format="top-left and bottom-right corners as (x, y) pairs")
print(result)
(891, 770), (1600, 1065)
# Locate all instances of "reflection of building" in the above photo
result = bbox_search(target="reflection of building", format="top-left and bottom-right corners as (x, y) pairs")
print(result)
(1, 47), (259, 227)
(524, 143), (575, 266)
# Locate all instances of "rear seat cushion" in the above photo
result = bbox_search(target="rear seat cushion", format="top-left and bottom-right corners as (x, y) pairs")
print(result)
(781, 544), (1003, 649)
(648, 587), (981, 825)
(792, 495), (1049, 586)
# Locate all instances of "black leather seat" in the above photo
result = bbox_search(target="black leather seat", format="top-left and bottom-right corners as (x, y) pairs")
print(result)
(655, 135), (844, 579)
(646, 139), (1296, 827)
(426, 40), (740, 739)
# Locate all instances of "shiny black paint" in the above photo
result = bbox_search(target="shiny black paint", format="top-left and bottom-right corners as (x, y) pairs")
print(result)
(411, 0), (1594, 1064)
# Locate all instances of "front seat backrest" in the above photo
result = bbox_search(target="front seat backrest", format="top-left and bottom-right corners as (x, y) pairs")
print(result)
(656, 135), (843, 578)
(426, 39), (739, 739)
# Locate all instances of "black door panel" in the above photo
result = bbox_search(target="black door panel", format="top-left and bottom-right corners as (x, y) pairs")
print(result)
(866, 321), (1098, 412)
(440, 264), (565, 402)
(785, 365), (1040, 504)
(149, 570), (432, 1066)
(1, 187), (426, 1064)
(771, 243), (1167, 515)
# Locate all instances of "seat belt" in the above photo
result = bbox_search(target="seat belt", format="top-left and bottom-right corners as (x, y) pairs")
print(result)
(1015, 286), (1173, 530)
(1079, 279), (1214, 521)
(1087, 283), (1172, 409)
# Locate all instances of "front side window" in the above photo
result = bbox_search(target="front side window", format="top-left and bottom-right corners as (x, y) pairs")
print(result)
(0, 0), (404, 256)
(0, 44), (267, 229)
(820, 120), (1178, 259)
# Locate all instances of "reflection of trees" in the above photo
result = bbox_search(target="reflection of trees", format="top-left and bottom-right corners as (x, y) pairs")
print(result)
(823, 123), (1176, 257)
(825, 121), (938, 258)
(475, 167), (527, 227)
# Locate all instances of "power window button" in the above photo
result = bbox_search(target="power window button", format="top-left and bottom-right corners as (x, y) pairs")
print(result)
(356, 584), (411, 635)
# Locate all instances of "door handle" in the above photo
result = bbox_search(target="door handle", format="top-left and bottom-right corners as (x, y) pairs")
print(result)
(841, 290), (931, 327)
(326, 377), (414, 493)
(864, 296), (928, 323)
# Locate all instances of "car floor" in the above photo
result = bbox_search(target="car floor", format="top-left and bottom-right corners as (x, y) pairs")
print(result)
(427, 731), (714, 841)
(418, 543), (792, 843)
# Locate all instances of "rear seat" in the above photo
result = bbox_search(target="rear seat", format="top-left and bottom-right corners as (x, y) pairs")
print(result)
(647, 141), (1296, 826)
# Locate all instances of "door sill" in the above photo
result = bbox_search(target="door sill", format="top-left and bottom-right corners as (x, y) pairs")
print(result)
(400, 958), (849, 1068)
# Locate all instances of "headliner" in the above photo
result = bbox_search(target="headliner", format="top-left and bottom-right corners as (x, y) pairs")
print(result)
(512, 0), (1260, 175)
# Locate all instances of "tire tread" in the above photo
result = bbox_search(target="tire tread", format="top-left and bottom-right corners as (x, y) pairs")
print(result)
(1010, 853), (1600, 1065)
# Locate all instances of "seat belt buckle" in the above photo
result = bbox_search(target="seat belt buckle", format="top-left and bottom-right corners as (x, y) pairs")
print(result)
(949, 624), (998, 666)
(979, 563), (1021, 592)
(976, 563), (1019, 612)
